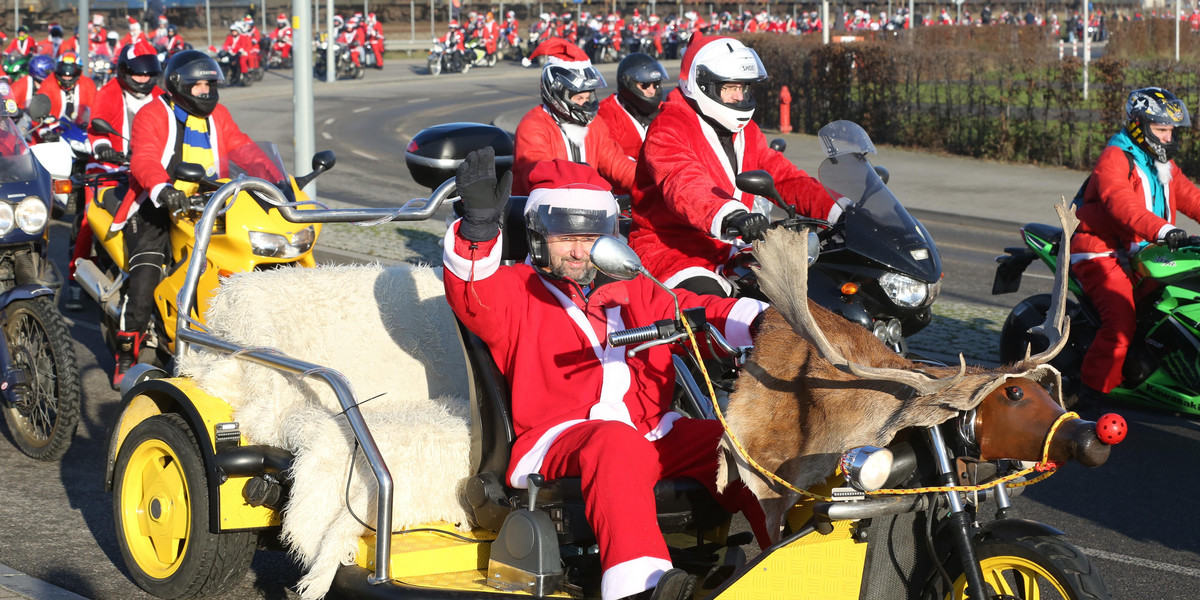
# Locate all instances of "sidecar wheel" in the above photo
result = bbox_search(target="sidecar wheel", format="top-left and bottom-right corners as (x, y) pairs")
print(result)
(930, 536), (1108, 600)
(1, 297), (80, 461)
(113, 413), (255, 599)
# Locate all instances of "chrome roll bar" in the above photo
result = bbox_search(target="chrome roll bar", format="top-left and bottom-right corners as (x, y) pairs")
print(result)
(173, 175), (455, 585)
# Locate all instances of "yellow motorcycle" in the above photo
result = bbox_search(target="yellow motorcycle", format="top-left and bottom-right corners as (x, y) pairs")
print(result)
(103, 170), (1120, 600)
(74, 119), (335, 369)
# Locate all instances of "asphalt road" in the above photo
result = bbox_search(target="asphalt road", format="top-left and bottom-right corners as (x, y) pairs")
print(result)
(1, 57), (1198, 600)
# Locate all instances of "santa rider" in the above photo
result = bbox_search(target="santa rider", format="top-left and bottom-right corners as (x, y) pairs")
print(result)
(64, 40), (166, 311)
(108, 50), (269, 388)
(628, 35), (841, 296)
(596, 53), (668, 194)
(221, 22), (252, 78)
(38, 52), (96, 123)
(9, 54), (53, 110)
(512, 39), (635, 195)
(1072, 87), (1200, 411)
(119, 16), (148, 48)
(444, 149), (770, 600)
(270, 13), (294, 61)
(5, 26), (37, 57)
(364, 12), (384, 68)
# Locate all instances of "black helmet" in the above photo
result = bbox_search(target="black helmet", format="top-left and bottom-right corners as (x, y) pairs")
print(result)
(1126, 87), (1191, 163)
(164, 50), (224, 117)
(616, 53), (668, 120)
(55, 55), (83, 90)
(541, 63), (606, 126)
(117, 43), (162, 96)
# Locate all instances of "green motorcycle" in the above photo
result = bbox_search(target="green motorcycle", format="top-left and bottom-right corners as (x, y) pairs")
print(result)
(3, 53), (30, 79)
(994, 223), (1200, 416)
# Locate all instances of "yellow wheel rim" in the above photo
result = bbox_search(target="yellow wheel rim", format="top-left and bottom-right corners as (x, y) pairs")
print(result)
(119, 438), (192, 579)
(951, 555), (1072, 600)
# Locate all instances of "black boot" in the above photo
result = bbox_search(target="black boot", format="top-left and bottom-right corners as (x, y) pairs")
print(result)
(112, 330), (143, 390)
(619, 569), (697, 600)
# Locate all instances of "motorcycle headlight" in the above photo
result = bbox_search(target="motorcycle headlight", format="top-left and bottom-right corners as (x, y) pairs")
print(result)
(839, 445), (895, 493)
(878, 271), (929, 308)
(249, 227), (316, 258)
(16, 196), (49, 234)
(0, 203), (14, 235)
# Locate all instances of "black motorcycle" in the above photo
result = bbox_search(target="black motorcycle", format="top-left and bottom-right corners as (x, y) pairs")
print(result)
(0, 107), (82, 461)
(724, 120), (942, 354)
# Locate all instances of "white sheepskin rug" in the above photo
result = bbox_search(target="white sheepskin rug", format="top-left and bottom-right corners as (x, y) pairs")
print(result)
(177, 263), (473, 599)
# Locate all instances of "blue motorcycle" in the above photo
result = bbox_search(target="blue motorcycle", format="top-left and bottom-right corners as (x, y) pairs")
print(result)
(0, 96), (81, 461)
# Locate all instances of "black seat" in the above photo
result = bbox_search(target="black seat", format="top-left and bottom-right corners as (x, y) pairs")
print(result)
(454, 207), (731, 544)
(1025, 223), (1064, 251)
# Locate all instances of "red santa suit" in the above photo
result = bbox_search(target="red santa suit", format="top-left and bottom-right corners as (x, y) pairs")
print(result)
(365, 15), (384, 66)
(1072, 139), (1200, 392)
(222, 31), (254, 74)
(120, 30), (148, 48)
(88, 79), (165, 154)
(5, 36), (38, 57)
(514, 106), (635, 196)
(481, 17), (499, 54)
(9, 74), (42, 110)
(111, 97), (257, 231)
(596, 94), (648, 161)
(37, 74), (97, 122)
(443, 159), (768, 600)
(270, 22), (295, 59)
(628, 89), (837, 291)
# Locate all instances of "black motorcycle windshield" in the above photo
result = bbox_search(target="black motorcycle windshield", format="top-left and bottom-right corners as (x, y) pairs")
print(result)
(0, 118), (39, 184)
(818, 153), (942, 283)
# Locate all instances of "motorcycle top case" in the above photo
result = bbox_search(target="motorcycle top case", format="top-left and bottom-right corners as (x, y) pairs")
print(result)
(405, 122), (514, 190)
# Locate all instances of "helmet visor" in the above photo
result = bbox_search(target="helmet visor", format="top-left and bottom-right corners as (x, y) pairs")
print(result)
(534, 204), (618, 238)
(1144, 98), (1192, 128)
(547, 64), (607, 94)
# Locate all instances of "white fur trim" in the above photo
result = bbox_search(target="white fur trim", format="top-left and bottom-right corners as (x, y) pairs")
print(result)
(645, 410), (681, 441)
(601, 557), (673, 600)
(711, 200), (751, 243)
(149, 182), (169, 206)
(1156, 223), (1177, 241)
(545, 56), (593, 70)
(441, 220), (505, 281)
(1070, 251), (1115, 264)
(724, 298), (768, 347)
(525, 187), (618, 217)
(662, 266), (734, 296)
(510, 419), (588, 488)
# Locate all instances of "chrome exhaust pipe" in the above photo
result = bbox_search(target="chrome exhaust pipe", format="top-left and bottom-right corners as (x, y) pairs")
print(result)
(73, 259), (122, 321)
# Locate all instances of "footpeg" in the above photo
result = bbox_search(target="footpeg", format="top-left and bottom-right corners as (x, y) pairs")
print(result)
(485, 474), (564, 596)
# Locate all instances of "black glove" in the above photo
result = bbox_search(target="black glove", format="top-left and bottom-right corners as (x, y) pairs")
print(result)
(456, 147), (512, 242)
(723, 210), (769, 242)
(40, 129), (60, 143)
(1163, 228), (1188, 251)
(95, 145), (126, 164)
(160, 187), (189, 215)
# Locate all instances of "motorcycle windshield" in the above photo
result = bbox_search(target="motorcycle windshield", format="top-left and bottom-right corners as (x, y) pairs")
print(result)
(228, 142), (288, 184)
(818, 151), (942, 283)
(818, 120), (877, 159)
(0, 117), (40, 183)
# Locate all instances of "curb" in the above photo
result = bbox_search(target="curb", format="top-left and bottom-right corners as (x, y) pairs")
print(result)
(0, 563), (88, 600)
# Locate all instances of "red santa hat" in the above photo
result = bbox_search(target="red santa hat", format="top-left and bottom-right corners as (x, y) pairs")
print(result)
(523, 159), (618, 225)
(126, 40), (157, 60)
(679, 34), (717, 84)
(525, 38), (593, 71)
(128, 16), (141, 31)
(93, 14), (105, 26)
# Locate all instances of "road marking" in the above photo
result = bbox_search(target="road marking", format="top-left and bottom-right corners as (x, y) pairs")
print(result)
(475, 90), (499, 96)
(324, 117), (335, 125)
(407, 97), (429, 103)
(321, 131), (332, 140)
(352, 150), (379, 161)
(353, 107), (371, 113)
(1081, 547), (1200, 578)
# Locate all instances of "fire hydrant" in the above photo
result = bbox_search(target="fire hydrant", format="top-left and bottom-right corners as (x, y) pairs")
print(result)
(779, 86), (792, 134)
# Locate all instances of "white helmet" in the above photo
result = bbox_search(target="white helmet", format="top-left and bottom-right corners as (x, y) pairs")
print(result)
(680, 37), (767, 133)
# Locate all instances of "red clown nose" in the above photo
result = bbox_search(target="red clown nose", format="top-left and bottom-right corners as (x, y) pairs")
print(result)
(1095, 413), (1127, 445)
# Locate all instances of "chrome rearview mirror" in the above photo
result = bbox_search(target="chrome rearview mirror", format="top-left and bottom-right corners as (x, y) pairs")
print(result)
(590, 235), (644, 281)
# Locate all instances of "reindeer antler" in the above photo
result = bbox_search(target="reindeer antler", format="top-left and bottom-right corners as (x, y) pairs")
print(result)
(1025, 196), (1079, 365)
(752, 228), (966, 395)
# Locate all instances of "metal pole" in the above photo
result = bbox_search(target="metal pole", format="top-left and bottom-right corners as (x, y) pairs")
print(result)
(909, 0), (914, 42)
(79, 0), (91, 77)
(206, 0), (213, 50)
(411, 0), (416, 40)
(293, 0), (316, 198)
(822, 0), (829, 43)
(14, 0), (18, 32)
(430, 0), (434, 42)
(1083, 0), (1089, 100)
(326, 0), (335, 82)
(1177, 0), (1182, 62)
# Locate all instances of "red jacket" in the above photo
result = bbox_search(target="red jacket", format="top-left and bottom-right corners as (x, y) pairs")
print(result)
(595, 95), (647, 196)
(1073, 145), (1200, 258)
(36, 75), (97, 122)
(119, 32), (148, 48)
(87, 79), (165, 153)
(628, 92), (835, 285)
(113, 97), (256, 230)
(5, 37), (37, 56)
(9, 75), (41, 110)
(442, 221), (766, 488)
(513, 105), (636, 195)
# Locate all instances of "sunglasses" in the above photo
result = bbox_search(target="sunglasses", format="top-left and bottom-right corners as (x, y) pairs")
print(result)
(636, 81), (662, 91)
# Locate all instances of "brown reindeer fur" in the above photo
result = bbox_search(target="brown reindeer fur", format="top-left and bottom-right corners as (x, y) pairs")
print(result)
(715, 228), (1066, 540)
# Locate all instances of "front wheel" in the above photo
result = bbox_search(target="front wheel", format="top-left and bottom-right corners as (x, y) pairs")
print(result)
(2, 296), (81, 461)
(930, 536), (1109, 600)
(113, 413), (255, 598)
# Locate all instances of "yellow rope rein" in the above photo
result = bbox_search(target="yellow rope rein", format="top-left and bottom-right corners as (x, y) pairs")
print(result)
(676, 312), (1071, 504)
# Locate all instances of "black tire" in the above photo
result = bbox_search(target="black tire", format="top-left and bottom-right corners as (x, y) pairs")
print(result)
(1, 296), (81, 461)
(928, 536), (1108, 600)
(113, 413), (255, 599)
(999, 294), (1086, 404)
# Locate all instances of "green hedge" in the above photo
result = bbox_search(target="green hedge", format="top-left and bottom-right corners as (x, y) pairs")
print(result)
(739, 27), (1200, 178)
